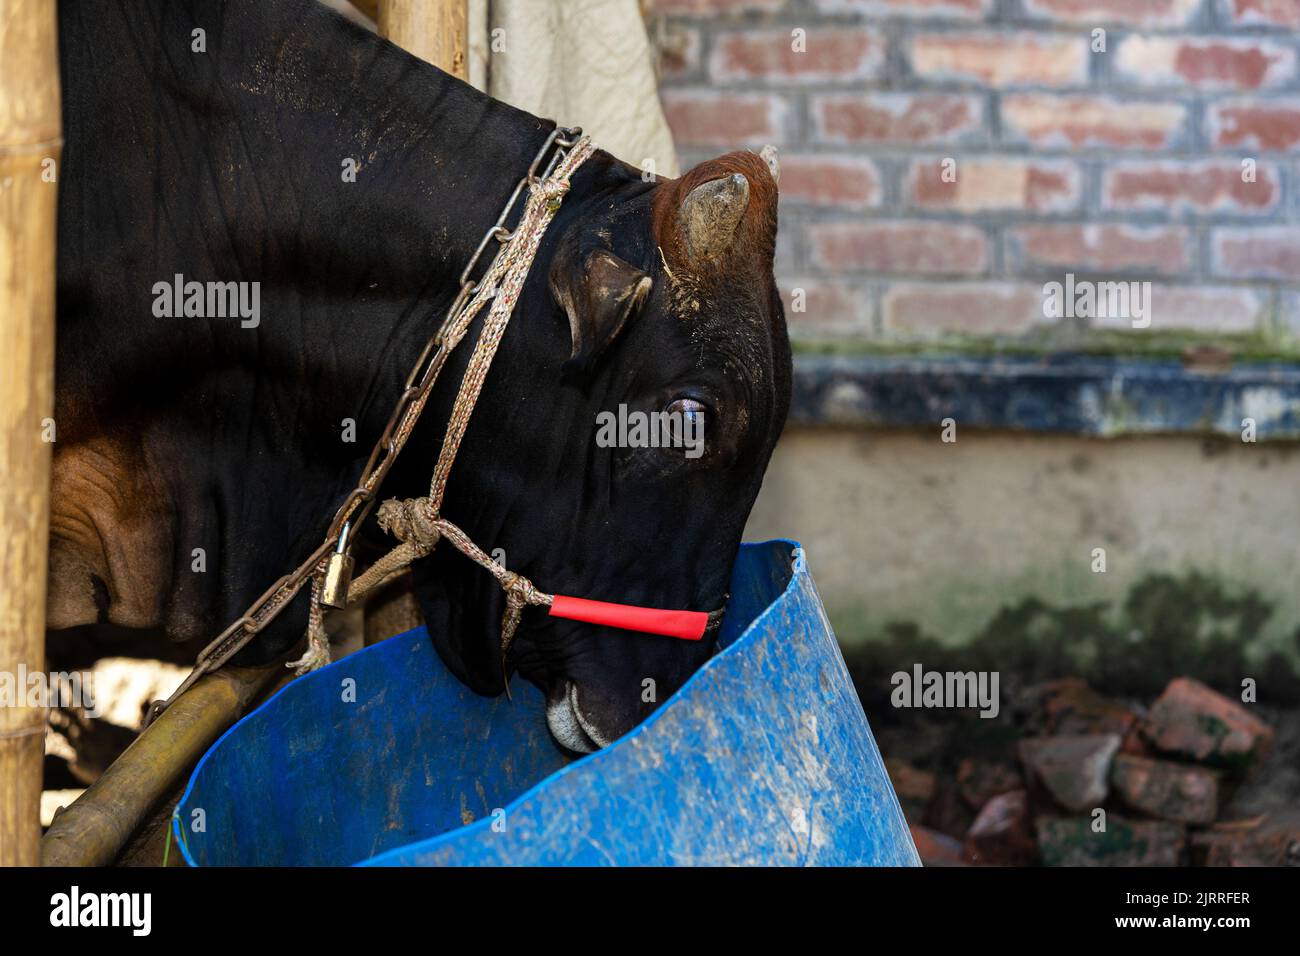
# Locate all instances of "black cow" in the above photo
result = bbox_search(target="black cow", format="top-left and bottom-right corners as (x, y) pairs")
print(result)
(49, 0), (790, 752)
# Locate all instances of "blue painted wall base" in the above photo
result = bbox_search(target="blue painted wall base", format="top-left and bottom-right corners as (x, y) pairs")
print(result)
(175, 540), (919, 866)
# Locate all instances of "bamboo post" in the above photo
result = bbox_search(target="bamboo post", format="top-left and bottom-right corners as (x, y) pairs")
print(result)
(0, 0), (61, 868)
(349, 0), (380, 21)
(41, 662), (288, 866)
(378, 0), (468, 79)
(363, 569), (424, 646)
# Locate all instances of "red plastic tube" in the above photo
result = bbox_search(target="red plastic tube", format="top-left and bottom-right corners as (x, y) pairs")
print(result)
(548, 595), (708, 641)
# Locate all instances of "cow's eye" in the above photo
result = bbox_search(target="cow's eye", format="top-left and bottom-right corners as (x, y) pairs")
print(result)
(665, 397), (708, 427)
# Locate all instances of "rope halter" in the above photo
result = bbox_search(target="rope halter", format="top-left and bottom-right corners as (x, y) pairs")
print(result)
(295, 138), (594, 677)
(144, 128), (726, 726)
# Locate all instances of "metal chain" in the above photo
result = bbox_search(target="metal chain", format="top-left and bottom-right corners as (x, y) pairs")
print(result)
(145, 126), (584, 725)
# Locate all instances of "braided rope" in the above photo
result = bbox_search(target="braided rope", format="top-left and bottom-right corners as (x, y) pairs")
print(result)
(289, 138), (594, 675)
(427, 143), (595, 516)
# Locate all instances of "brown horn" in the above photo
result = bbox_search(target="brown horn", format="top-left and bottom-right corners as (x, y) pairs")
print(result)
(678, 172), (750, 263)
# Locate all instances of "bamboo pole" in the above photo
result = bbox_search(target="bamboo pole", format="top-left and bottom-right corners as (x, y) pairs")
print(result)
(32, 1), (468, 868)
(378, 0), (468, 79)
(0, 0), (61, 868)
(41, 662), (288, 867)
(349, 0), (380, 22)
(363, 569), (424, 646)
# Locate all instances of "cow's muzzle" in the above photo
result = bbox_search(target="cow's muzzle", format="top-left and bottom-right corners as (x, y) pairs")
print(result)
(545, 680), (607, 754)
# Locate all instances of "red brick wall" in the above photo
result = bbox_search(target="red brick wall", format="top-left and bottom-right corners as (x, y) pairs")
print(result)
(650, 0), (1300, 347)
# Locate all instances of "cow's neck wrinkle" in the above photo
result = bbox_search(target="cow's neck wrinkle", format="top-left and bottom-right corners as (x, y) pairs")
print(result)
(232, 0), (568, 447)
(224, 0), (557, 281)
(152, 0), (569, 458)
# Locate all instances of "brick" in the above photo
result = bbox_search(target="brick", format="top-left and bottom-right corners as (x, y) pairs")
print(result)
(777, 155), (881, 209)
(1035, 678), (1142, 737)
(1120, 726), (1152, 756)
(778, 277), (875, 333)
(1221, 0), (1300, 28)
(909, 824), (965, 865)
(1003, 95), (1186, 149)
(1110, 754), (1220, 825)
(1208, 99), (1300, 151)
(1157, 285), (1261, 331)
(1019, 734), (1120, 812)
(882, 282), (1046, 335)
(1024, 0), (1200, 27)
(909, 32), (1087, 88)
(710, 29), (884, 84)
(656, 25), (701, 79)
(1181, 343), (1237, 372)
(1102, 160), (1280, 215)
(1214, 226), (1300, 279)
(814, 0), (992, 16)
(1141, 677), (1276, 771)
(957, 759), (1023, 811)
(910, 157), (1081, 213)
(925, 780), (976, 837)
(964, 790), (1037, 865)
(1116, 37), (1296, 91)
(886, 758), (937, 821)
(1092, 284), (1264, 332)
(649, 0), (787, 14)
(1198, 817), (1300, 866)
(810, 221), (988, 275)
(660, 91), (786, 148)
(815, 93), (984, 145)
(1037, 818), (1186, 866)
(1007, 224), (1193, 276)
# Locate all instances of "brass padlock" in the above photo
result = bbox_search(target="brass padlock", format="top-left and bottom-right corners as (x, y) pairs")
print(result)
(321, 521), (355, 609)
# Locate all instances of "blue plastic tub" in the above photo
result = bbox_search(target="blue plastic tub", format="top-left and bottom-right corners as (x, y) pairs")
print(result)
(174, 540), (918, 866)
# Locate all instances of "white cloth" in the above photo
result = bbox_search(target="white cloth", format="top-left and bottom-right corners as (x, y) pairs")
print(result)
(469, 0), (679, 177)
(321, 0), (679, 176)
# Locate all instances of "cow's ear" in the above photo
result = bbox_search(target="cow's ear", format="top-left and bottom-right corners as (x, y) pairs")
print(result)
(549, 242), (652, 375)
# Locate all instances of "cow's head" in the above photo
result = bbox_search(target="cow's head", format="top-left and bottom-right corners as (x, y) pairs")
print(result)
(46, 2), (787, 748)
(415, 149), (790, 753)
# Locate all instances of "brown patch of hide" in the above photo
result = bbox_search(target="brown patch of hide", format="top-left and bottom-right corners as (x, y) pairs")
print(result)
(46, 436), (175, 632)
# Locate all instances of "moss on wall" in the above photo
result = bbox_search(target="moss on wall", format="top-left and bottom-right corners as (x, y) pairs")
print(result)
(790, 328), (1300, 364)
(841, 570), (1300, 716)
